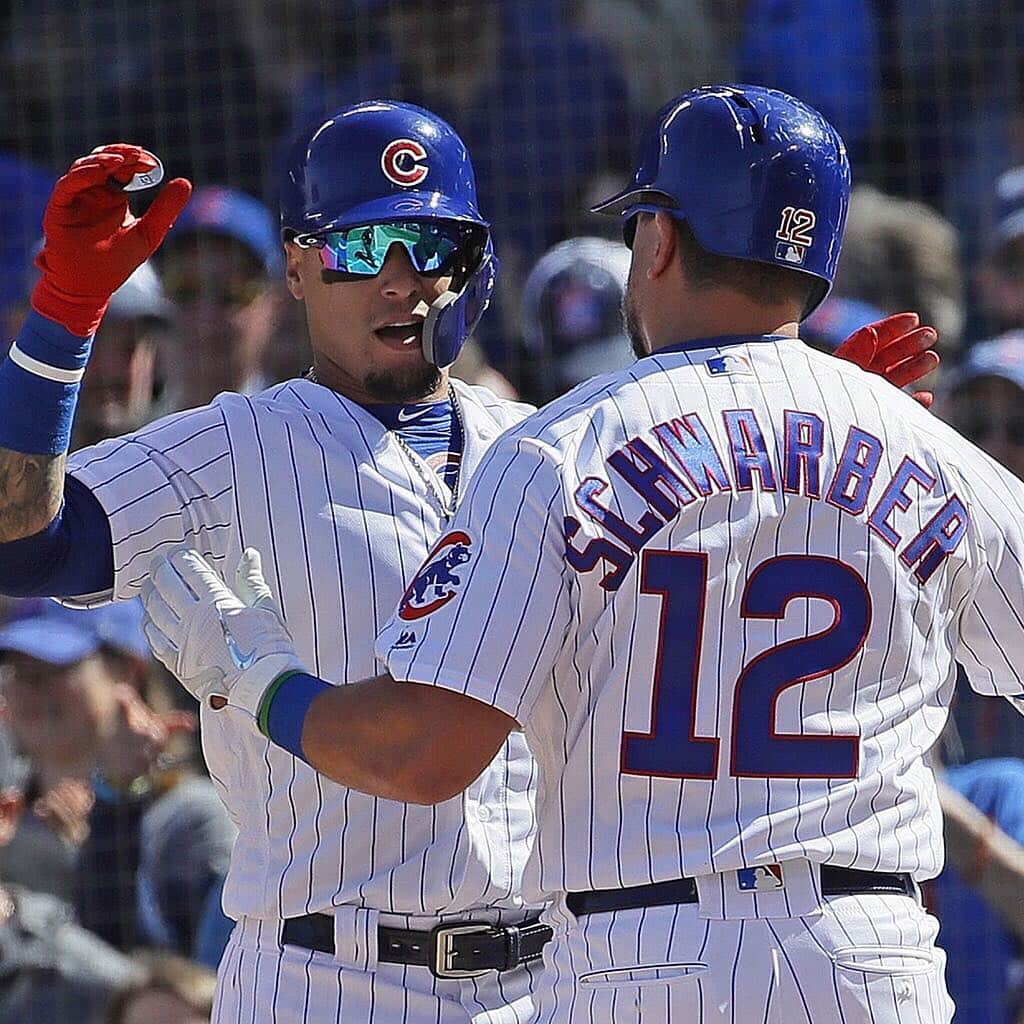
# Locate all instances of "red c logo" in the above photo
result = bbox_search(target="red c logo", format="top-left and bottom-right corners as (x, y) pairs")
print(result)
(381, 139), (429, 187)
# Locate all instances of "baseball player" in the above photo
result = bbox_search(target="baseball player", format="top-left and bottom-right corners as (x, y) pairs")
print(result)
(0, 104), (553, 1024)
(134, 87), (966, 1024)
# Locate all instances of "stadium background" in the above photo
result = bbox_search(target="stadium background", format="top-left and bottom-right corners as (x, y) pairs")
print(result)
(0, 1), (1023, 1021)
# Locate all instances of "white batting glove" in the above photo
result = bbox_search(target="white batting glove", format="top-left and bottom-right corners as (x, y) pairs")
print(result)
(141, 547), (307, 718)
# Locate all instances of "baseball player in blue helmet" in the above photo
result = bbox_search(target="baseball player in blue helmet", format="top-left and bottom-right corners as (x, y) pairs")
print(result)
(0, 107), (545, 1023)
(280, 100), (496, 374)
(592, 83), (850, 321)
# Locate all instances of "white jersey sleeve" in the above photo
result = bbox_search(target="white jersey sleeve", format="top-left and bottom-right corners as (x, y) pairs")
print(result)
(66, 402), (236, 602)
(951, 443), (1024, 696)
(377, 430), (571, 725)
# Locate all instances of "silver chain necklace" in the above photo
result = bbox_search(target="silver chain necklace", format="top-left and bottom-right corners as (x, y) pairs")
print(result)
(304, 368), (462, 516)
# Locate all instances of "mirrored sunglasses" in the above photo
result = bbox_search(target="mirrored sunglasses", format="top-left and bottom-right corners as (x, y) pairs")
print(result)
(300, 221), (481, 277)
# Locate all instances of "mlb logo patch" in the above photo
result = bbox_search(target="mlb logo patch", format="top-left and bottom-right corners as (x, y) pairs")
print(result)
(705, 353), (753, 377)
(775, 240), (807, 266)
(736, 864), (785, 892)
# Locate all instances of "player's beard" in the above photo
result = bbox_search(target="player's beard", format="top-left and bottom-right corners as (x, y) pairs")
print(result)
(622, 286), (649, 358)
(364, 362), (443, 402)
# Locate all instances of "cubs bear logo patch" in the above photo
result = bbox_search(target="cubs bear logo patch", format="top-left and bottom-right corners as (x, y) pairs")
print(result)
(398, 530), (472, 621)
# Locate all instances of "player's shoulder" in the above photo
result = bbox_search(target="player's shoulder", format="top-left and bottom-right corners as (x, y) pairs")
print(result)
(68, 398), (229, 471)
(451, 378), (537, 430)
(482, 366), (643, 459)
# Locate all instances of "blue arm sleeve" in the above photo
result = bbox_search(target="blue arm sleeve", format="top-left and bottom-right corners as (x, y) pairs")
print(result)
(0, 474), (115, 597)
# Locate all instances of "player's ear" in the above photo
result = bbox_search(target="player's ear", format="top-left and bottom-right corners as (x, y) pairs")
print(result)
(649, 212), (678, 281)
(284, 241), (305, 300)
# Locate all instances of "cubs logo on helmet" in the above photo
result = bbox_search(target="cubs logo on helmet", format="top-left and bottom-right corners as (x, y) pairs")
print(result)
(381, 139), (429, 187)
(399, 531), (473, 621)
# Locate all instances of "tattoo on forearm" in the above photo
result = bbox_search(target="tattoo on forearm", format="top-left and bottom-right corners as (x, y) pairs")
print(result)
(0, 448), (65, 541)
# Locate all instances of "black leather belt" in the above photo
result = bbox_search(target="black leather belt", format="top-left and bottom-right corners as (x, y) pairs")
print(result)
(566, 866), (916, 917)
(281, 914), (553, 978)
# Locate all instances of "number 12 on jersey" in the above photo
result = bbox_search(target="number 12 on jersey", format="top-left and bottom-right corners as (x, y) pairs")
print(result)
(621, 550), (871, 780)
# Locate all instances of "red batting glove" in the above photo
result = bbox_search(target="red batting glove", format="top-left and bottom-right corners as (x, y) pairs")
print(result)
(832, 312), (940, 410)
(31, 144), (192, 337)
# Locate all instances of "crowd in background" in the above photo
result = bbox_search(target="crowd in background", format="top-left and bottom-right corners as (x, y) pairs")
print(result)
(0, 1), (1024, 1021)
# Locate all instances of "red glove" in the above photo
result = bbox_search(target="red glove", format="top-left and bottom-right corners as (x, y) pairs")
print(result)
(31, 144), (192, 337)
(832, 312), (940, 410)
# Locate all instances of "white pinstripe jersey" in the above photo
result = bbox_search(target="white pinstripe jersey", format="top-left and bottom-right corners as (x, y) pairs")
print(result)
(66, 377), (540, 921)
(377, 336), (1024, 904)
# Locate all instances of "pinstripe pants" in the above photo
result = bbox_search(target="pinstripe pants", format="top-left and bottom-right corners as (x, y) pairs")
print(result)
(531, 893), (955, 1023)
(211, 914), (541, 1024)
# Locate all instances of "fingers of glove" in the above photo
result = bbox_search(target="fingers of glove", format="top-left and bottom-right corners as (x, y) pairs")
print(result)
(149, 552), (223, 617)
(883, 350), (941, 389)
(865, 312), (921, 347)
(89, 143), (158, 178)
(134, 177), (192, 254)
(832, 323), (877, 368)
(234, 547), (276, 610)
(48, 154), (130, 207)
(143, 585), (183, 638)
(876, 326), (938, 372)
(143, 618), (180, 674)
(167, 548), (241, 608)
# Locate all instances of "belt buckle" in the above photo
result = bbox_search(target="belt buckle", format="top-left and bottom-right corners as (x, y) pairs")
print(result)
(431, 923), (495, 979)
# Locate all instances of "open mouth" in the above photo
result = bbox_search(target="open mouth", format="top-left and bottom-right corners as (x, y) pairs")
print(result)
(374, 321), (424, 346)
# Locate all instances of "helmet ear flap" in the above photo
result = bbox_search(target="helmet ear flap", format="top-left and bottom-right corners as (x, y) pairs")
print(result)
(420, 244), (497, 368)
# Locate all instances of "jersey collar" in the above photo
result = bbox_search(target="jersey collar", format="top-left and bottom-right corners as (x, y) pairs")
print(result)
(651, 334), (794, 357)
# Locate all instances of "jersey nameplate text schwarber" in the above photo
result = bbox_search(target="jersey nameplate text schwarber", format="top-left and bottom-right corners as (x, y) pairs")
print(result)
(564, 405), (967, 591)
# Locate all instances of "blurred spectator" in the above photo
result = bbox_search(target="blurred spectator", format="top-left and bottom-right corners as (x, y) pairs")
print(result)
(944, 334), (1024, 479)
(932, 762), (1024, 1024)
(977, 167), (1024, 337)
(284, 0), (634, 364)
(0, 155), (54, 333)
(134, 772), (237, 963)
(450, 339), (519, 401)
(801, 296), (889, 355)
(736, 0), (879, 164)
(0, 0), (286, 197)
(0, 599), (236, 959)
(518, 236), (633, 404)
(937, 334), (1024, 761)
(105, 950), (216, 1024)
(159, 186), (288, 408)
(73, 262), (176, 450)
(0, 724), (142, 1022)
(0, 600), (158, 905)
(573, 0), (734, 114)
(834, 185), (965, 365)
(881, 1), (1024, 253)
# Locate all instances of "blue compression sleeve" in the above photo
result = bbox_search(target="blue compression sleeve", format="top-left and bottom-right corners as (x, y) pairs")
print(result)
(0, 475), (114, 597)
(0, 310), (93, 454)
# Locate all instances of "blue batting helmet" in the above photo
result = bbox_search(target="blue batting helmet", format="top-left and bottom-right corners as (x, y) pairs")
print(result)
(592, 84), (850, 317)
(280, 100), (496, 368)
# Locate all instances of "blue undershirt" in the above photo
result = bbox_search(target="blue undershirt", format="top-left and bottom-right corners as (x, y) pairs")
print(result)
(364, 397), (463, 493)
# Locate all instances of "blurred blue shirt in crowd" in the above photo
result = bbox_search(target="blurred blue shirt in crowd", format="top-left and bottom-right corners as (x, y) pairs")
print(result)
(932, 759), (1024, 1024)
(737, 0), (879, 165)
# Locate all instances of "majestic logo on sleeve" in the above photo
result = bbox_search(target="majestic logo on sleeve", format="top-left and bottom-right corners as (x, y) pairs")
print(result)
(398, 530), (472, 620)
(381, 139), (429, 187)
